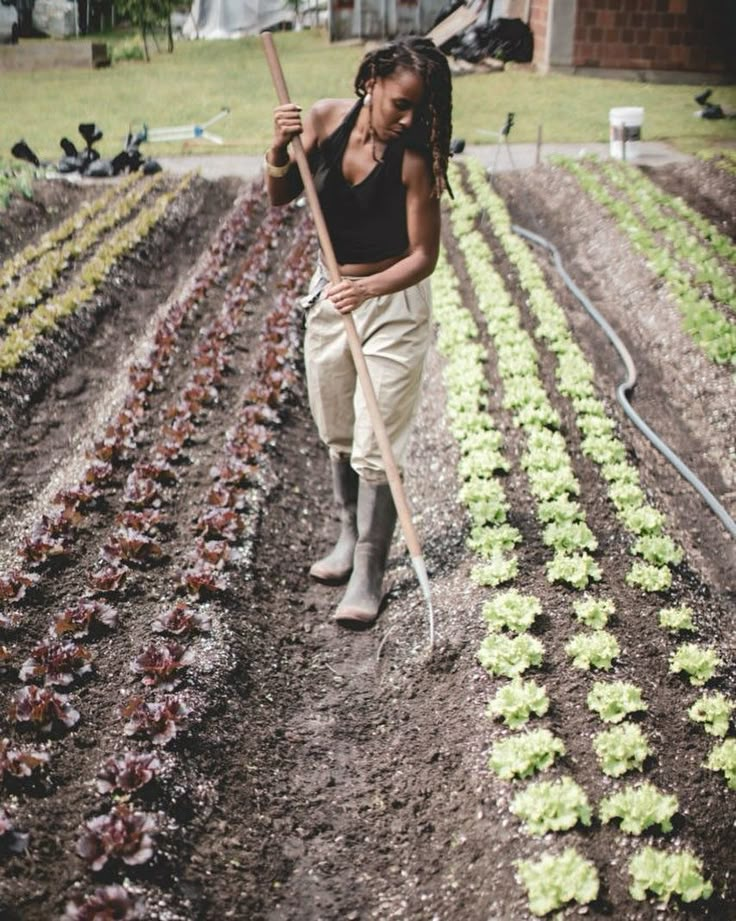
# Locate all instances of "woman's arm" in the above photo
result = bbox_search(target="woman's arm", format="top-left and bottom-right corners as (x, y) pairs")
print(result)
(266, 101), (330, 206)
(325, 149), (440, 314)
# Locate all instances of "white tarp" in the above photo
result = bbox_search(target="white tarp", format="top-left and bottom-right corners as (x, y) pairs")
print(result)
(32, 0), (77, 37)
(182, 0), (293, 38)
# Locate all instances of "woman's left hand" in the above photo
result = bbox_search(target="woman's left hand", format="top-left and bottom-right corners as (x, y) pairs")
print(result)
(325, 278), (371, 315)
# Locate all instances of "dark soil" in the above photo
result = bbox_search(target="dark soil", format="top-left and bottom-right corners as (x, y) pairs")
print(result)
(0, 160), (734, 921)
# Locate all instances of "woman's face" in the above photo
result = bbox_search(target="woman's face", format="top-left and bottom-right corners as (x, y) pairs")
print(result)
(369, 68), (425, 141)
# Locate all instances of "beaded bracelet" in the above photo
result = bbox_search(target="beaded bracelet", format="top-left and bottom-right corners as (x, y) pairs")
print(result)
(264, 151), (292, 178)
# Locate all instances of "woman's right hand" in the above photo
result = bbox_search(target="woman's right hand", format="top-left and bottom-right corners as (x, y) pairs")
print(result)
(272, 103), (303, 150)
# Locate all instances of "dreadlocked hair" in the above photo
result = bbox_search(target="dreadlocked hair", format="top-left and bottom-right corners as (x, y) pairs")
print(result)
(354, 36), (453, 197)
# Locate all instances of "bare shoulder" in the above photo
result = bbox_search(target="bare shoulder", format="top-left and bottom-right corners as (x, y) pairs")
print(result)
(310, 98), (355, 141)
(402, 146), (434, 192)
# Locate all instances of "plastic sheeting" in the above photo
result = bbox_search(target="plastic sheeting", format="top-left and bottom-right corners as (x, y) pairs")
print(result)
(182, 0), (293, 38)
(32, 0), (77, 37)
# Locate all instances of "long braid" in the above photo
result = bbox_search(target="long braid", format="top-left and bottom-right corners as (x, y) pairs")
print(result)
(354, 37), (453, 197)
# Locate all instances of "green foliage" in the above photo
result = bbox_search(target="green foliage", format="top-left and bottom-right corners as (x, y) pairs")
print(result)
(587, 681), (648, 723)
(688, 692), (734, 738)
(593, 723), (651, 777)
(573, 596), (615, 630)
(477, 633), (544, 678)
(471, 554), (518, 588)
(629, 846), (713, 904)
(487, 678), (549, 730)
(631, 534), (683, 567)
(482, 589), (541, 633)
(488, 729), (565, 781)
(658, 604), (696, 633)
(669, 643), (722, 686)
(706, 738), (736, 790)
(546, 552), (602, 589)
(510, 776), (592, 835)
(515, 848), (599, 917)
(625, 561), (672, 592)
(565, 630), (619, 671)
(599, 782), (679, 834)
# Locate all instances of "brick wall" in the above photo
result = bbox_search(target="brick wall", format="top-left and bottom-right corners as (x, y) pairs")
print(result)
(573, 0), (733, 74)
(528, 0), (549, 68)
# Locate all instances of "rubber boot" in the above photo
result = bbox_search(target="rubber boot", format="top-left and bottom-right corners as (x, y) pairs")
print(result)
(309, 457), (359, 585)
(335, 480), (397, 624)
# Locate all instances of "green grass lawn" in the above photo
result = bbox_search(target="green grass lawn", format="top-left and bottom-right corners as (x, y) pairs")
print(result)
(1, 28), (735, 163)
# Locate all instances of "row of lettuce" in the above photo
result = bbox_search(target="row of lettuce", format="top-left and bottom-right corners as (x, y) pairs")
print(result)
(0, 182), (314, 917)
(433, 158), (734, 917)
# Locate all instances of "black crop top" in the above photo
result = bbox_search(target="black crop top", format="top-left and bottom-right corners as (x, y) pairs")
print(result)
(294, 99), (415, 264)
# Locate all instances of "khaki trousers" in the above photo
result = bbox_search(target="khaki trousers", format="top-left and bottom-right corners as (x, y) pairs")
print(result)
(303, 266), (432, 483)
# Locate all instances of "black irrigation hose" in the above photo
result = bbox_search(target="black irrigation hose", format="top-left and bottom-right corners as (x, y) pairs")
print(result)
(511, 222), (736, 542)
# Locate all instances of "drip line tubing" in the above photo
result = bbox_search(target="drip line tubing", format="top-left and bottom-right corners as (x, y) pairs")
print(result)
(511, 222), (736, 542)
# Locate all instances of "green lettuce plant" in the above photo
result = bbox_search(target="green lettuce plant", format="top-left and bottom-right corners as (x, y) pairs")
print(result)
(573, 596), (615, 630)
(658, 604), (696, 633)
(688, 692), (734, 737)
(481, 589), (541, 633)
(599, 782), (678, 834)
(593, 723), (651, 777)
(629, 846), (713, 904)
(669, 643), (722, 686)
(705, 738), (736, 789)
(488, 729), (565, 781)
(510, 776), (592, 835)
(587, 681), (647, 723)
(487, 678), (549, 729)
(477, 633), (544, 678)
(515, 848), (599, 917)
(565, 630), (619, 670)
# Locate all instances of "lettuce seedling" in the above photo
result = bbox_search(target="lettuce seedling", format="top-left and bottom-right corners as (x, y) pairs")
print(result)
(152, 601), (211, 636)
(573, 596), (615, 630)
(669, 643), (722, 686)
(658, 604), (696, 634)
(62, 883), (146, 920)
(626, 561), (673, 592)
(587, 681), (647, 723)
(8, 686), (80, 733)
(510, 776), (592, 835)
(515, 848), (599, 917)
(76, 803), (156, 871)
(477, 633), (544, 678)
(51, 599), (118, 638)
(565, 631), (619, 671)
(487, 678), (549, 730)
(0, 738), (49, 782)
(546, 552), (602, 589)
(121, 694), (190, 745)
(96, 751), (162, 795)
(688, 692), (734, 737)
(599, 781), (678, 834)
(706, 738), (736, 790)
(0, 569), (39, 603)
(593, 723), (651, 777)
(629, 846), (713, 905)
(482, 589), (541, 633)
(488, 728), (565, 780)
(19, 639), (93, 686)
(471, 553), (518, 587)
(130, 640), (194, 689)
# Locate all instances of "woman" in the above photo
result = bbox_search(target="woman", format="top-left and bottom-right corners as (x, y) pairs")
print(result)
(265, 36), (452, 625)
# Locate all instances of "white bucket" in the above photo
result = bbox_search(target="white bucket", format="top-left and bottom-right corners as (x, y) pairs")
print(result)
(609, 106), (644, 160)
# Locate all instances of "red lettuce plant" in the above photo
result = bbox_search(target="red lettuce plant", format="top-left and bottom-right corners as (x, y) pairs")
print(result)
(152, 601), (211, 636)
(121, 695), (190, 745)
(206, 484), (246, 511)
(194, 508), (243, 543)
(76, 803), (156, 871)
(132, 458), (178, 485)
(209, 457), (258, 487)
(83, 460), (114, 486)
(129, 360), (163, 393)
(192, 537), (236, 567)
(102, 529), (164, 565)
(20, 514), (77, 564)
(178, 560), (229, 597)
(123, 473), (161, 510)
(0, 569), (39, 602)
(8, 686), (80, 732)
(130, 640), (193, 689)
(96, 751), (162, 795)
(88, 562), (129, 594)
(20, 639), (93, 686)
(0, 738), (50, 782)
(115, 508), (164, 534)
(62, 884), (145, 921)
(0, 807), (29, 854)
(52, 599), (118, 638)
(53, 483), (101, 511)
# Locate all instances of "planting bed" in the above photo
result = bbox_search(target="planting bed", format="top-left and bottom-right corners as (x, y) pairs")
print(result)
(0, 154), (734, 920)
